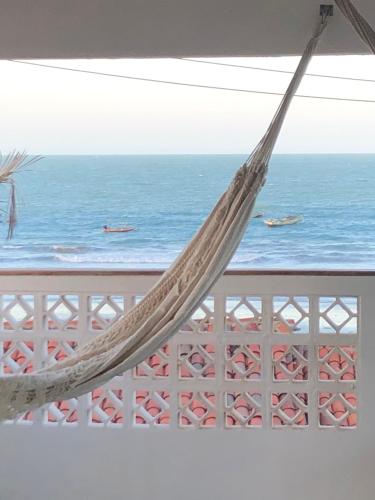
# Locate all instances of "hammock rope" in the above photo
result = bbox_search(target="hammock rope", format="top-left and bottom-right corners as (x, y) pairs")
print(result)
(0, 14), (329, 421)
(335, 0), (375, 53)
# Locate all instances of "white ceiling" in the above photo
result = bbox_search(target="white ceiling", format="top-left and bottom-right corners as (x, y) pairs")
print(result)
(1, 0), (374, 59)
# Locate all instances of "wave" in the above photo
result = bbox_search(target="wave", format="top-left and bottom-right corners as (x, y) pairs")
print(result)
(2, 244), (27, 249)
(54, 250), (271, 266)
(52, 245), (90, 254)
(1, 243), (95, 253)
(55, 253), (179, 264)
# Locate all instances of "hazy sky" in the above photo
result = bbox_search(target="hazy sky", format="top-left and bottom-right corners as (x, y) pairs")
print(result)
(0, 55), (374, 154)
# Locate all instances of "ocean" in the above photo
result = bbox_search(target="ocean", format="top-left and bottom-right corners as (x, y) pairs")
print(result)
(2, 153), (375, 269)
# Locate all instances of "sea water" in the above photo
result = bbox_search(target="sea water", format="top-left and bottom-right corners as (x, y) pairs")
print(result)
(1, 153), (374, 269)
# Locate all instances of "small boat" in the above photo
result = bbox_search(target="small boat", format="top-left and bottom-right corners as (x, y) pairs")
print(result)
(252, 211), (264, 219)
(103, 225), (135, 233)
(264, 215), (303, 227)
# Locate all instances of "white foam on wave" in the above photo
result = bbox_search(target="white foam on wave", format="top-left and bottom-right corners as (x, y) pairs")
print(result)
(52, 245), (89, 254)
(55, 249), (262, 266)
(55, 253), (178, 264)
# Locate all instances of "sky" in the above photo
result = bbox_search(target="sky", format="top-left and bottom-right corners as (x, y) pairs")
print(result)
(0, 55), (374, 155)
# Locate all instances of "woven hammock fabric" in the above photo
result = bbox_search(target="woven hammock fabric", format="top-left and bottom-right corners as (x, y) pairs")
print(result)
(0, 18), (328, 421)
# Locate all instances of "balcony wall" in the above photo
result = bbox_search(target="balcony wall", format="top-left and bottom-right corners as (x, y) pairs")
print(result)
(0, 269), (374, 500)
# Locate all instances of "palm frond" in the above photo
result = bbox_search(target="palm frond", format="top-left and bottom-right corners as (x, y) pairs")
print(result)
(0, 151), (42, 239)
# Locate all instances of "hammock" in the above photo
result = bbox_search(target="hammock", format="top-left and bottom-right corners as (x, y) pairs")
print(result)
(335, 0), (375, 52)
(0, 14), (330, 421)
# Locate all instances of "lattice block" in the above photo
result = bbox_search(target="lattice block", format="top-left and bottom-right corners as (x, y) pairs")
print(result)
(273, 296), (309, 334)
(0, 340), (34, 374)
(318, 346), (356, 382)
(5, 411), (33, 425)
(134, 391), (170, 426)
(225, 296), (262, 334)
(134, 295), (144, 305)
(44, 399), (78, 425)
(0, 294), (34, 331)
(134, 344), (170, 378)
(319, 297), (358, 335)
(88, 294), (125, 331)
(179, 392), (216, 428)
(272, 393), (308, 428)
(319, 392), (357, 428)
(178, 344), (215, 379)
(272, 345), (309, 382)
(44, 294), (79, 331)
(41, 339), (78, 367)
(89, 388), (124, 426)
(180, 298), (214, 334)
(224, 392), (262, 428)
(225, 344), (261, 380)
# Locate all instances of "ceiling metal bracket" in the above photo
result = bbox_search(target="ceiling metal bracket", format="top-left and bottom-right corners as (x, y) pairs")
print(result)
(320, 4), (334, 21)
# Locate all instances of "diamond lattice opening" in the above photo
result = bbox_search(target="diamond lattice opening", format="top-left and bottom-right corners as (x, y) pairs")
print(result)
(179, 392), (216, 428)
(0, 341), (34, 374)
(180, 298), (214, 334)
(134, 391), (170, 427)
(224, 392), (262, 428)
(134, 344), (170, 378)
(272, 345), (309, 382)
(42, 339), (78, 367)
(88, 295), (125, 330)
(319, 392), (357, 429)
(178, 344), (215, 379)
(273, 296), (309, 334)
(44, 399), (78, 425)
(225, 344), (261, 380)
(45, 295), (79, 331)
(319, 297), (358, 334)
(89, 387), (124, 426)
(1, 295), (34, 331)
(318, 346), (356, 382)
(225, 296), (262, 334)
(272, 393), (308, 428)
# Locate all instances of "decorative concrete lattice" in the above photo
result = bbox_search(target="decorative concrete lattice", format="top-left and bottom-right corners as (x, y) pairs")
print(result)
(179, 392), (216, 428)
(42, 339), (78, 367)
(225, 296), (262, 334)
(0, 294), (34, 332)
(178, 344), (215, 379)
(87, 295), (125, 331)
(319, 392), (357, 429)
(318, 346), (357, 382)
(44, 398), (78, 426)
(44, 294), (79, 331)
(180, 298), (214, 334)
(89, 387), (124, 426)
(273, 296), (310, 334)
(0, 341), (34, 374)
(134, 344), (170, 379)
(0, 288), (360, 430)
(272, 393), (309, 428)
(224, 392), (262, 428)
(134, 391), (170, 427)
(319, 297), (358, 335)
(272, 345), (309, 382)
(225, 344), (262, 380)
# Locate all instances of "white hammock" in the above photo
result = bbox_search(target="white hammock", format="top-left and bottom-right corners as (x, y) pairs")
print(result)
(0, 16), (329, 421)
